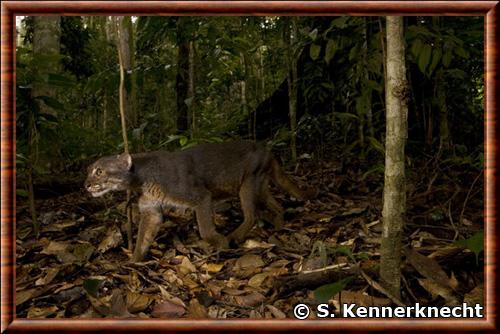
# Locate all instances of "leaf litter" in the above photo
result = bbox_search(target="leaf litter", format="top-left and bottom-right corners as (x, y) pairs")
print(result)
(15, 160), (484, 318)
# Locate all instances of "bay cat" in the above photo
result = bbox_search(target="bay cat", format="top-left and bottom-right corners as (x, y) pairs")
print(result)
(85, 141), (315, 261)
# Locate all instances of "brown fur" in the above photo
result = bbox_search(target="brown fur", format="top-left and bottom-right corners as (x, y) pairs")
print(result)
(85, 141), (315, 261)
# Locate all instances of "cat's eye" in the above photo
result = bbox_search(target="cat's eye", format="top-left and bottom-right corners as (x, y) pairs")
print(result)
(95, 168), (103, 176)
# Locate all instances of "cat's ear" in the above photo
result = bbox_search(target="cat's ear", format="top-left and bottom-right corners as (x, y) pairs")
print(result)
(119, 153), (133, 170)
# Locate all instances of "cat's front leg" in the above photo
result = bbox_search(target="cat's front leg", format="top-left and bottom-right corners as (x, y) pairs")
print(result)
(132, 198), (163, 262)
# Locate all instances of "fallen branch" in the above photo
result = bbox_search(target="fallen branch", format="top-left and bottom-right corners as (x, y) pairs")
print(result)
(459, 169), (483, 225)
(274, 266), (359, 297)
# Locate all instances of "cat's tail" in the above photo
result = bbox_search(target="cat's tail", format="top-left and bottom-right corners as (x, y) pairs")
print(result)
(270, 157), (317, 200)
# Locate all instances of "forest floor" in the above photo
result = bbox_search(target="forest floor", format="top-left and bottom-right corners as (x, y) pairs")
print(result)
(15, 157), (484, 318)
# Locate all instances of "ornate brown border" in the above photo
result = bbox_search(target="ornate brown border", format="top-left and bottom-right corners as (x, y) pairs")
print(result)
(1, 1), (498, 333)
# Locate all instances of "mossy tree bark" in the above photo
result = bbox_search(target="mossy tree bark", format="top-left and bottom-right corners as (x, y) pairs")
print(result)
(176, 17), (190, 133)
(117, 17), (137, 129)
(284, 17), (298, 164)
(380, 16), (408, 299)
(30, 16), (61, 238)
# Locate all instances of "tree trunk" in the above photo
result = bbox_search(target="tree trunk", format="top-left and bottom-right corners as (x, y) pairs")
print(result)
(188, 40), (196, 137)
(257, 46), (266, 140)
(30, 16), (61, 237)
(176, 17), (190, 133)
(285, 17), (298, 164)
(436, 69), (450, 151)
(32, 16), (60, 116)
(432, 18), (450, 152)
(363, 17), (375, 138)
(103, 93), (108, 136)
(240, 51), (250, 138)
(380, 16), (408, 299)
(117, 17), (137, 129)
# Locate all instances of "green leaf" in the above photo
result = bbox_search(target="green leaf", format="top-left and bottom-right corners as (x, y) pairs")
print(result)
(355, 95), (368, 116)
(410, 39), (423, 59)
(356, 252), (370, 261)
(330, 16), (349, 29)
(310, 44), (321, 61)
(361, 164), (385, 180)
(447, 69), (467, 80)
(454, 47), (469, 59)
(366, 80), (383, 93)
(179, 136), (188, 147)
(366, 136), (385, 155)
(324, 39), (337, 64)
(334, 245), (353, 258)
(348, 44), (360, 61)
(427, 48), (442, 76)
(313, 277), (352, 303)
(333, 112), (359, 121)
(16, 189), (29, 197)
(48, 73), (76, 88)
(159, 135), (182, 147)
(308, 28), (318, 41)
(455, 230), (484, 263)
(442, 50), (452, 67)
(83, 278), (103, 298)
(35, 96), (65, 111)
(417, 44), (432, 74)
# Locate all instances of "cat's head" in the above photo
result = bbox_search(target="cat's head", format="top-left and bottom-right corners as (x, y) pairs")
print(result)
(85, 153), (133, 197)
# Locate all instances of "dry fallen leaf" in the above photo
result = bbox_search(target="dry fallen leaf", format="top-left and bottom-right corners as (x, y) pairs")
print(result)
(464, 284), (484, 305)
(234, 254), (265, 270)
(248, 273), (269, 288)
(41, 241), (69, 255)
(87, 294), (112, 316)
(27, 305), (58, 318)
(175, 256), (197, 276)
(334, 290), (390, 307)
(406, 248), (455, 290)
(417, 278), (458, 305)
(72, 242), (95, 264)
(152, 301), (185, 318)
(222, 288), (247, 296)
(340, 206), (367, 217)
(35, 267), (60, 286)
(110, 290), (133, 317)
(158, 285), (186, 308)
(97, 225), (123, 253)
(233, 292), (265, 307)
(44, 220), (77, 233)
(242, 239), (275, 249)
(126, 291), (153, 313)
(16, 288), (41, 306)
(187, 299), (208, 318)
(201, 262), (224, 273)
(233, 254), (265, 278)
(266, 304), (286, 318)
(161, 269), (184, 286)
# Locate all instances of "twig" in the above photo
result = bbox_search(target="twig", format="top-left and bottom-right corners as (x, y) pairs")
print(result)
(122, 264), (161, 286)
(191, 250), (221, 264)
(301, 262), (348, 274)
(459, 169), (483, 225)
(360, 270), (406, 307)
(447, 187), (461, 241)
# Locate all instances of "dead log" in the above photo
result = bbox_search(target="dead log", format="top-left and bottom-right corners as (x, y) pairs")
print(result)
(274, 266), (360, 297)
